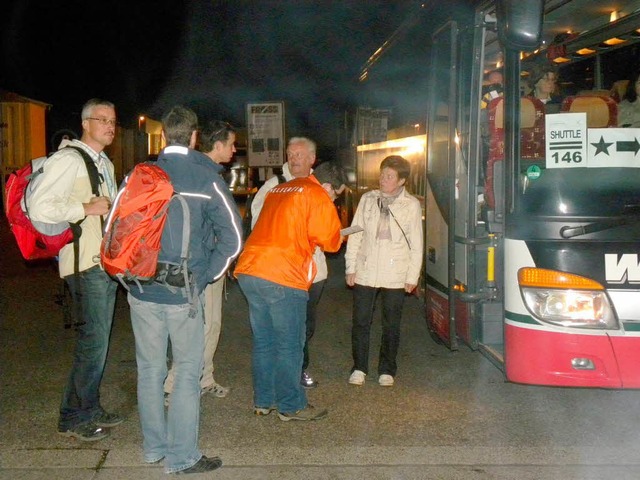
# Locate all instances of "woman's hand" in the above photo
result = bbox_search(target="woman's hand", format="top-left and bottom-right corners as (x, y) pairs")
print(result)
(346, 273), (356, 287)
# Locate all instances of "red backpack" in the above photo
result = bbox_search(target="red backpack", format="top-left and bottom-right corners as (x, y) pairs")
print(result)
(4, 146), (101, 261)
(100, 163), (179, 290)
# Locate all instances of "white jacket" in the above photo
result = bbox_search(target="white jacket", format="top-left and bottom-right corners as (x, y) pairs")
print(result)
(250, 163), (328, 283)
(27, 140), (115, 278)
(345, 188), (423, 288)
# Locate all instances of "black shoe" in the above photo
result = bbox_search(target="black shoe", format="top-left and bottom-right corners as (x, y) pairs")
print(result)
(301, 371), (318, 389)
(58, 422), (109, 442)
(174, 455), (223, 475)
(94, 411), (124, 427)
(277, 404), (328, 422)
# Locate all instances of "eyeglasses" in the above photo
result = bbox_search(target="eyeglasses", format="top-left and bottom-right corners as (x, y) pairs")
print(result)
(86, 117), (117, 127)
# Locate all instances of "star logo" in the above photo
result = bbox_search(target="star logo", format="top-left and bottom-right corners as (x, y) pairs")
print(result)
(591, 136), (613, 156)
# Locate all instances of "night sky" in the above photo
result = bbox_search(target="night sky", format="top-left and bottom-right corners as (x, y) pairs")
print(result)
(1, 0), (419, 145)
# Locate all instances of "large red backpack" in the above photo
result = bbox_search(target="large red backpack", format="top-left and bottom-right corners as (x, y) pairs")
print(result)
(101, 163), (190, 294)
(5, 146), (101, 261)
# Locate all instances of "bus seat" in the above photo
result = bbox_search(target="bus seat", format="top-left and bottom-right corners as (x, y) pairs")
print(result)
(560, 95), (618, 127)
(484, 96), (546, 208)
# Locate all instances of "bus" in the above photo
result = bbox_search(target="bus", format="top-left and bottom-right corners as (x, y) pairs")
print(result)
(353, 0), (640, 388)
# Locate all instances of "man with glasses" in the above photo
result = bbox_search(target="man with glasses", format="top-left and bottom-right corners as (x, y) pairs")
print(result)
(163, 120), (237, 404)
(28, 98), (122, 442)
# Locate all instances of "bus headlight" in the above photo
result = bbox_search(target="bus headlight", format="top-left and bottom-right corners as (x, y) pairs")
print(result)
(518, 268), (618, 330)
(521, 288), (617, 329)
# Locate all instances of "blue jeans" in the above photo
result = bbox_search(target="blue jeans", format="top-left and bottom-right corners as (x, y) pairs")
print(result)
(59, 266), (117, 431)
(237, 275), (308, 414)
(128, 293), (205, 474)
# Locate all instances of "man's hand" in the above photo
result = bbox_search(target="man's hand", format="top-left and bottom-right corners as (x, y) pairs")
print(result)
(405, 283), (417, 293)
(83, 196), (111, 216)
(321, 182), (338, 201)
(346, 273), (356, 287)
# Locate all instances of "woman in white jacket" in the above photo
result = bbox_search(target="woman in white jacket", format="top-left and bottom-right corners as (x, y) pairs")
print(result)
(345, 155), (423, 387)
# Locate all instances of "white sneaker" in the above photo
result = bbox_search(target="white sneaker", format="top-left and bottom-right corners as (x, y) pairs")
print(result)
(378, 374), (394, 386)
(348, 370), (366, 385)
(202, 382), (230, 398)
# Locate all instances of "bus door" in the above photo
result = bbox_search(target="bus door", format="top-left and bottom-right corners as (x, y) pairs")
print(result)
(425, 20), (474, 351)
(426, 0), (546, 363)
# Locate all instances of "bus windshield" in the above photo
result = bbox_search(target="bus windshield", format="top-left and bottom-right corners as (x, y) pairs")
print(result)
(518, 167), (640, 217)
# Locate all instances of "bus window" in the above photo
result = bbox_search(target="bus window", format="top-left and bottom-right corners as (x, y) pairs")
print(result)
(601, 43), (640, 91)
(558, 58), (596, 96)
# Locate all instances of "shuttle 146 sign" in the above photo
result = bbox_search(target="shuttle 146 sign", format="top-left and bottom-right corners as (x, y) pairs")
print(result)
(545, 113), (587, 169)
(546, 113), (640, 168)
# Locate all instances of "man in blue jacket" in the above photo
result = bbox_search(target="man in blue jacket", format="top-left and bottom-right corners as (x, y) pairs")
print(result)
(127, 106), (242, 475)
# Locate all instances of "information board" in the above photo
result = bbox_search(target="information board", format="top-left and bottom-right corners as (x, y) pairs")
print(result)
(246, 102), (285, 167)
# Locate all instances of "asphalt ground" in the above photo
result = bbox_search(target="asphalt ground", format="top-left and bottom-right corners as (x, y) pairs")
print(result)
(3, 215), (640, 479)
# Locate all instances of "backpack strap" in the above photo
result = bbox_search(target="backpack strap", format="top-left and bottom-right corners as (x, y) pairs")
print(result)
(153, 193), (198, 315)
(276, 174), (286, 184)
(65, 146), (103, 197)
(173, 194), (193, 305)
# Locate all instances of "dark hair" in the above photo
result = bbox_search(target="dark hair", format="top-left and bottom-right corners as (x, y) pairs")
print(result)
(312, 161), (348, 189)
(162, 106), (198, 146)
(200, 120), (235, 152)
(624, 71), (640, 103)
(380, 155), (411, 181)
(527, 64), (558, 89)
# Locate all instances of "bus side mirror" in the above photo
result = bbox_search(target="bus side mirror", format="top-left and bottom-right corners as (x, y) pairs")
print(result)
(496, 0), (544, 51)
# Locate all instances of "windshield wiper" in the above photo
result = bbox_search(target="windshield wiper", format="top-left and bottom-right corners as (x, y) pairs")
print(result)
(559, 205), (640, 239)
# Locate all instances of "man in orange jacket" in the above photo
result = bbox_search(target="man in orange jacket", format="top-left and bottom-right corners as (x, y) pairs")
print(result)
(235, 137), (342, 421)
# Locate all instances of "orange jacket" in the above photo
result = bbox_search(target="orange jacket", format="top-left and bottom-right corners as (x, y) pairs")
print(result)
(235, 175), (342, 291)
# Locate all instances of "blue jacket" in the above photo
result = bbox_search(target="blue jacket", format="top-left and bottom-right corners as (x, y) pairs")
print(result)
(129, 145), (243, 304)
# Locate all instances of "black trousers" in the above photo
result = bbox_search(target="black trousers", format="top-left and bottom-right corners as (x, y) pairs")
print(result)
(302, 279), (326, 371)
(351, 284), (406, 376)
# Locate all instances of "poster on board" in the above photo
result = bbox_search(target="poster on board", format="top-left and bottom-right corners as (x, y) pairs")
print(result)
(246, 102), (285, 167)
(587, 128), (640, 167)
